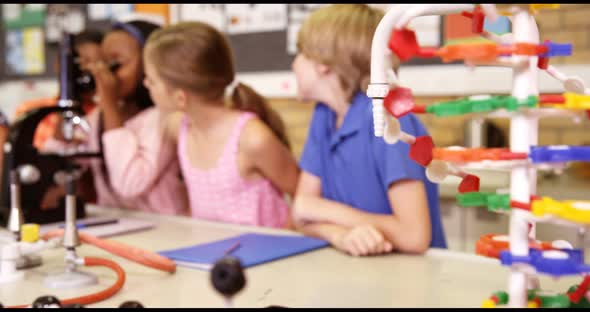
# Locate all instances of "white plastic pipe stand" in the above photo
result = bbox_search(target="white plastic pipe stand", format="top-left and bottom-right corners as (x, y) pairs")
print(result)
(0, 244), (25, 284)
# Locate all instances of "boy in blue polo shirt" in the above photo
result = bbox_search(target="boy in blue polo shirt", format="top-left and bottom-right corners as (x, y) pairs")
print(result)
(291, 4), (447, 256)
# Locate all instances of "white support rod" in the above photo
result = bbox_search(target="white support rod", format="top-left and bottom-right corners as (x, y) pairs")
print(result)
(480, 4), (500, 23)
(546, 65), (568, 83)
(370, 4), (475, 86)
(368, 4), (474, 137)
(508, 270), (528, 308)
(507, 6), (541, 309)
(370, 4), (416, 86)
(508, 7), (540, 256)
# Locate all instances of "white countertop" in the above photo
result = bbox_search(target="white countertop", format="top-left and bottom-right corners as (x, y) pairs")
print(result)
(0, 205), (584, 308)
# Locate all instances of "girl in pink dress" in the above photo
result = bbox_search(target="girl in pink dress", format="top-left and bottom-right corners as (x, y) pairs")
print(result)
(143, 22), (299, 228)
(46, 20), (189, 216)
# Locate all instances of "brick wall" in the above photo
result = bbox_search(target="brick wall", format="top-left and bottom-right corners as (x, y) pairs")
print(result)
(269, 96), (463, 160)
(537, 4), (590, 65)
(271, 5), (590, 160)
(271, 95), (590, 161)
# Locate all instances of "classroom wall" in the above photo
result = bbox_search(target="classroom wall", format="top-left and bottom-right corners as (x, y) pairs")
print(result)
(266, 5), (590, 253)
(272, 95), (590, 162)
(1, 4), (589, 254)
(537, 4), (590, 65)
(2, 4), (590, 156)
(272, 4), (590, 159)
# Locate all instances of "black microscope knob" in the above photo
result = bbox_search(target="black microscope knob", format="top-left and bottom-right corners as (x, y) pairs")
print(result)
(119, 301), (144, 308)
(63, 303), (85, 308)
(210, 256), (246, 298)
(32, 295), (62, 308)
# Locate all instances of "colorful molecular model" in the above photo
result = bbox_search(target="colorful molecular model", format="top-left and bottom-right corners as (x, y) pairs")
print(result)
(367, 4), (590, 308)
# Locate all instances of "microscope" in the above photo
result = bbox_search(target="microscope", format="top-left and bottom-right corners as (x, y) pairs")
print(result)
(0, 31), (102, 235)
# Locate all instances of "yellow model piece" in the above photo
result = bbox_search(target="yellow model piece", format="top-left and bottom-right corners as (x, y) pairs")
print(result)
(481, 299), (496, 308)
(527, 300), (540, 308)
(529, 4), (560, 13)
(541, 93), (590, 110)
(564, 93), (590, 110)
(21, 223), (40, 243)
(531, 197), (590, 224)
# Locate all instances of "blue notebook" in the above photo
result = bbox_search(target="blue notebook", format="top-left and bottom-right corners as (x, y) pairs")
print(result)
(159, 233), (329, 271)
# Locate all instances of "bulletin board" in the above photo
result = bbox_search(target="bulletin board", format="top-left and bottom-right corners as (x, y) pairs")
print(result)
(0, 4), (169, 81)
(175, 4), (512, 73)
(0, 4), (512, 81)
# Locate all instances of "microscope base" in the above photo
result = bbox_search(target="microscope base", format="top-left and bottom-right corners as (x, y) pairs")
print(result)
(16, 254), (42, 270)
(0, 269), (24, 284)
(43, 269), (98, 289)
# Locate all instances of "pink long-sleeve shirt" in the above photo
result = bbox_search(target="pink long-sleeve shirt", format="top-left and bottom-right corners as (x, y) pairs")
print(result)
(45, 107), (189, 216)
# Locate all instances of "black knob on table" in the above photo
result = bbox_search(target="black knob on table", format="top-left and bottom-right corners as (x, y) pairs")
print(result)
(32, 296), (62, 308)
(63, 303), (85, 308)
(211, 256), (246, 298)
(119, 301), (144, 308)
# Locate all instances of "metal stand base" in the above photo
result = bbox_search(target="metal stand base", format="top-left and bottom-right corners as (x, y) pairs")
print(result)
(16, 254), (42, 270)
(0, 269), (24, 284)
(43, 269), (98, 289)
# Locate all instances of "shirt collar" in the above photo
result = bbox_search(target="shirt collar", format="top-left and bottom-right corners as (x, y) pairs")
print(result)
(326, 91), (370, 149)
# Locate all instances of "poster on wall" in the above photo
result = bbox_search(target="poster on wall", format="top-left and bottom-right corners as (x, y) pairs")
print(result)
(5, 27), (46, 75)
(88, 4), (108, 20)
(87, 4), (133, 21)
(178, 4), (226, 32)
(46, 4), (86, 43)
(5, 29), (25, 75)
(22, 27), (45, 74)
(226, 4), (287, 35)
(444, 13), (510, 45)
(111, 4), (134, 20)
(286, 4), (326, 55)
(2, 3), (45, 29)
(25, 4), (46, 11)
(2, 4), (21, 22)
(2, 3), (48, 77)
(134, 4), (169, 25)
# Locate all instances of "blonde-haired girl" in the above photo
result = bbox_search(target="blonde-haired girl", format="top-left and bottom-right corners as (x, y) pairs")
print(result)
(143, 22), (299, 228)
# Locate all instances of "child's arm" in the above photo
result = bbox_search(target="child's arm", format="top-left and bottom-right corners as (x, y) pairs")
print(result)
(101, 108), (176, 198)
(242, 119), (300, 197)
(294, 171), (394, 256)
(294, 174), (432, 254)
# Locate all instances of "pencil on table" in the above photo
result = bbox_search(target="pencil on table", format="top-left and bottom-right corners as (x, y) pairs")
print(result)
(224, 242), (241, 256)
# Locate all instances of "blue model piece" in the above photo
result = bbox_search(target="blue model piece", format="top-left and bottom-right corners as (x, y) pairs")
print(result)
(529, 145), (590, 163)
(499, 248), (590, 277)
(540, 41), (573, 58)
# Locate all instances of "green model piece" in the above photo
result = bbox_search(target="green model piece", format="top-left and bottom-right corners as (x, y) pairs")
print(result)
(456, 192), (510, 212)
(426, 95), (538, 117)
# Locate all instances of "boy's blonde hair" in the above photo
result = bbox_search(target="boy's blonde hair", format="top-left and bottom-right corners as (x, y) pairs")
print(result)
(144, 22), (290, 148)
(297, 4), (399, 101)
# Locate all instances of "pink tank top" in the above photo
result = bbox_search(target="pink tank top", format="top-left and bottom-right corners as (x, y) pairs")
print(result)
(178, 112), (289, 228)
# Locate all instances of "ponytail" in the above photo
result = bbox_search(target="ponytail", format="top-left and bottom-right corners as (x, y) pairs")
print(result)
(231, 83), (291, 150)
(145, 22), (290, 149)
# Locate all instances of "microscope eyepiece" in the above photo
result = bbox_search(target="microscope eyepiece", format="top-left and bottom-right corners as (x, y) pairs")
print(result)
(75, 61), (121, 94)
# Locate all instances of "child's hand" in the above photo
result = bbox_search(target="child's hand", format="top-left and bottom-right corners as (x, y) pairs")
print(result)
(87, 61), (119, 108)
(40, 185), (66, 210)
(334, 225), (394, 257)
(292, 196), (315, 224)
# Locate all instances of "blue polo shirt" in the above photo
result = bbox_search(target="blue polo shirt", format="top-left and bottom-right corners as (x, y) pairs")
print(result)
(300, 91), (447, 249)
